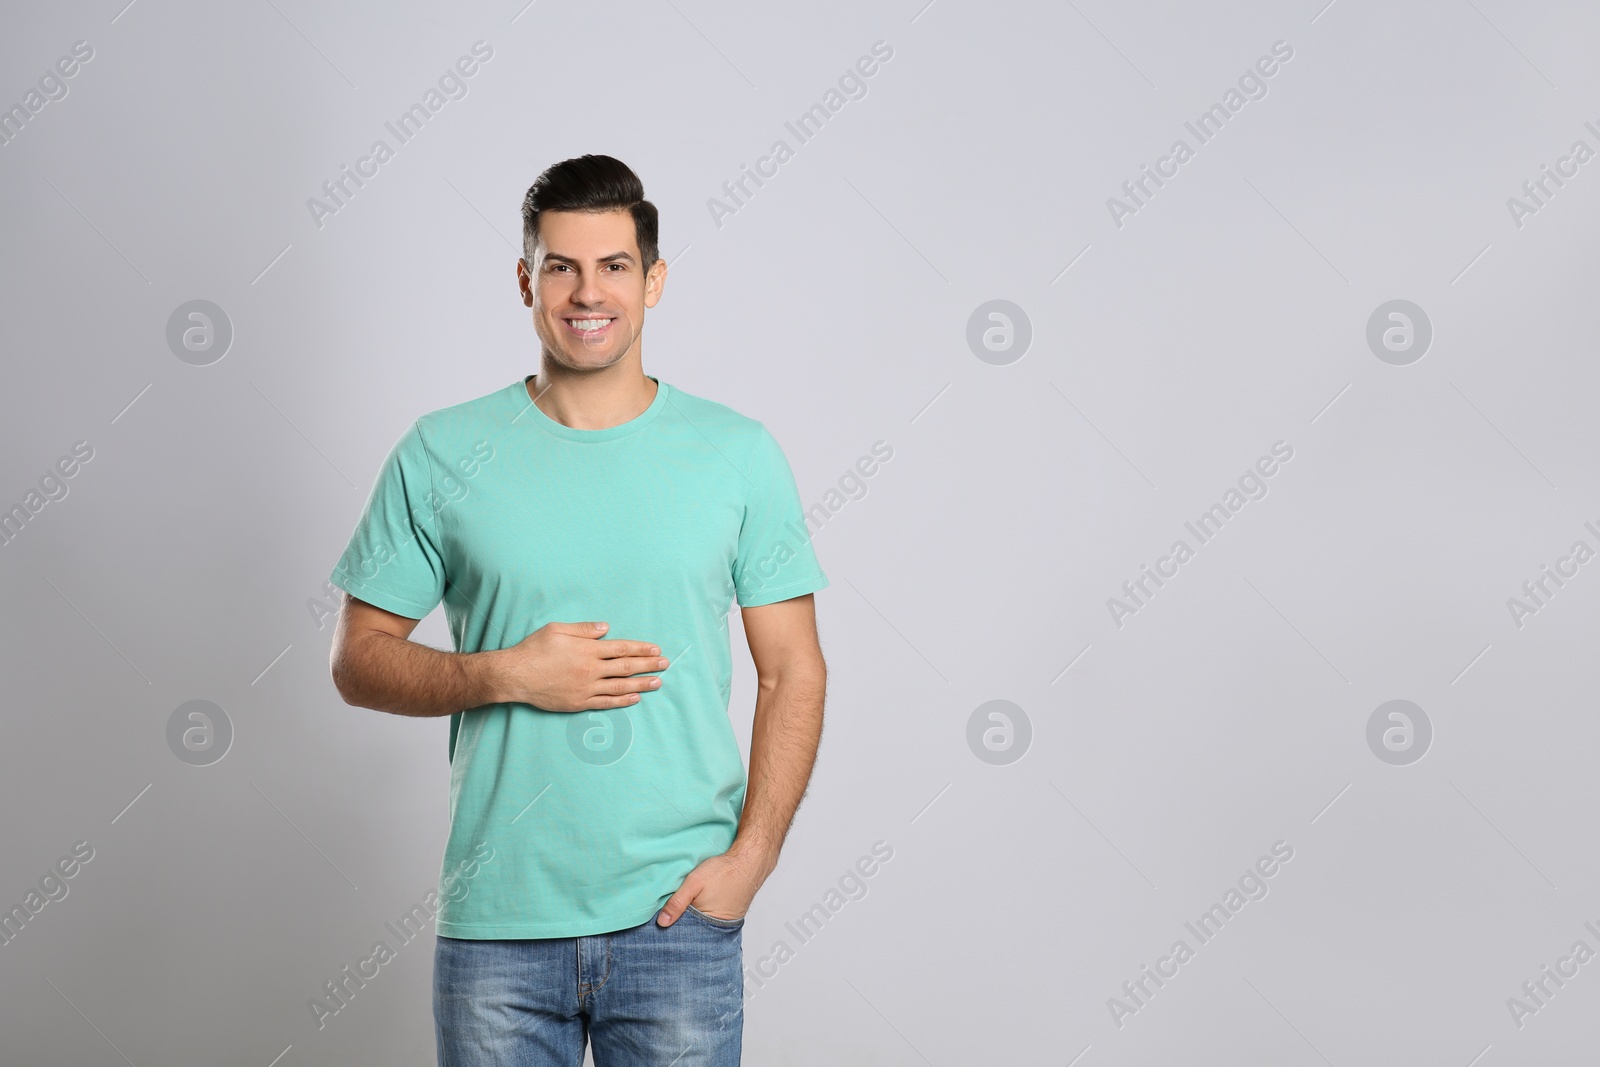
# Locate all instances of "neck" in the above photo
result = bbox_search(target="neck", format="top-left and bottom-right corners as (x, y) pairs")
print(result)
(526, 358), (657, 431)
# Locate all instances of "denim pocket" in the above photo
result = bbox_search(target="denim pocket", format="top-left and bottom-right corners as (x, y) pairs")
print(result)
(684, 903), (746, 929)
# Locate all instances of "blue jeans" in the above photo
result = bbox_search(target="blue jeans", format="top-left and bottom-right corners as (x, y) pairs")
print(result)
(433, 906), (745, 1066)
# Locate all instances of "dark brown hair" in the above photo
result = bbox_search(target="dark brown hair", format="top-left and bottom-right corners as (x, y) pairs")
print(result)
(521, 154), (660, 270)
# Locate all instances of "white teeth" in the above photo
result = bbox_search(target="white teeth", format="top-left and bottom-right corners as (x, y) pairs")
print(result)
(568, 318), (613, 332)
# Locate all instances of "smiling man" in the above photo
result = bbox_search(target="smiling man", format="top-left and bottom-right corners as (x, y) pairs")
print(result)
(325, 154), (829, 1065)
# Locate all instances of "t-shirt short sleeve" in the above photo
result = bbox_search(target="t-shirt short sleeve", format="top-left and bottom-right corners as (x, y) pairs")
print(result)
(327, 421), (448, 620)
(732, 423), (830, 608)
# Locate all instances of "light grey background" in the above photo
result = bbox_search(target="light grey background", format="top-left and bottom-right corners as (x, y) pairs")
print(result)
(2, 0), (1597, 1064)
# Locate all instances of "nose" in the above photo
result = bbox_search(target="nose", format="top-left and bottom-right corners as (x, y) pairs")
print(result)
(572, 269), (608, 310)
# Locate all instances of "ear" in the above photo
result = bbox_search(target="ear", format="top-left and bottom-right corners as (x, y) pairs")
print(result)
(644, 258), (667, 308)
(516, 258), (533, 305)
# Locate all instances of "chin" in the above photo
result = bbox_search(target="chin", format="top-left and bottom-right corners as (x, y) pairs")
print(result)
(556, 348), (626, 372)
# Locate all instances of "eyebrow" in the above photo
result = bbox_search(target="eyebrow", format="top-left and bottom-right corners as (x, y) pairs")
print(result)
(542, 251), (635, 266)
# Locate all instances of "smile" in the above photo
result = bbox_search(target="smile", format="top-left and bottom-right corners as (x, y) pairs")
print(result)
(564, 317), (615, 336)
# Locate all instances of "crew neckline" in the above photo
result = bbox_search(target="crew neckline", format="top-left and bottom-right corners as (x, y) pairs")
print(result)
(512, 374), (669, 442)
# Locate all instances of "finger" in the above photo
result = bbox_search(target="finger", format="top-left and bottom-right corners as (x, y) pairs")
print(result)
(549, 621), (611, 639)
(594, 640), (662, 659)
(595, 675), (662, 697)
(595, 655), (669, 678)
(581, 691), (643, 710)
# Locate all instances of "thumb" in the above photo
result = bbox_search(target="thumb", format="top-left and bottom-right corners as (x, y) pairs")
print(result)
(657, 884), (696, 926)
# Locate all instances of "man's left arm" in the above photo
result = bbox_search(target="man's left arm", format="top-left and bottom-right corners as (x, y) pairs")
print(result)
(656, 593), (827, 925)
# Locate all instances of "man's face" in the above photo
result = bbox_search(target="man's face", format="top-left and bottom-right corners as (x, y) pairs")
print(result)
(520, 208), (665, 373)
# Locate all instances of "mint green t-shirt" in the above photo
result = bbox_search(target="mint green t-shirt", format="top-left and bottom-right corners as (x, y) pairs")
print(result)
(328, 375), (828, 938)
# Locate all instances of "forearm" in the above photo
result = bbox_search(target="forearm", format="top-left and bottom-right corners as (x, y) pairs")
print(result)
(731, 665), (827, 878)
(333, 631), (507, 717)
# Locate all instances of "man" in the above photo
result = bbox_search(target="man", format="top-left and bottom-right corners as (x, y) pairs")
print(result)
(326, 154), (829, 1065)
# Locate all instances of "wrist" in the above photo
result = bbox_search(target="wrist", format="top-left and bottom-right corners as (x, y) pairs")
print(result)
(467, 648), (512, 706)
(727, 836), (780, 877)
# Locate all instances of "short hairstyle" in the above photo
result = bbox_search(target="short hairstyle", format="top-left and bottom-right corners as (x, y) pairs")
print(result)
(521, 154), (660, 271)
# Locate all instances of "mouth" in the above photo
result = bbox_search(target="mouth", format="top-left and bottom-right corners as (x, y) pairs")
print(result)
(562, 316), (617, 339)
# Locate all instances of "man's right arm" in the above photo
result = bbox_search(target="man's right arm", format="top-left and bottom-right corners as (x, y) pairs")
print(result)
(328, 593), (503, 716)
(328, 592), (670, 717)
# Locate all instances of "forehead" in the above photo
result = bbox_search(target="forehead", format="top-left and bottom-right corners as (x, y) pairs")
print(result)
(535, 208), (637, 260)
